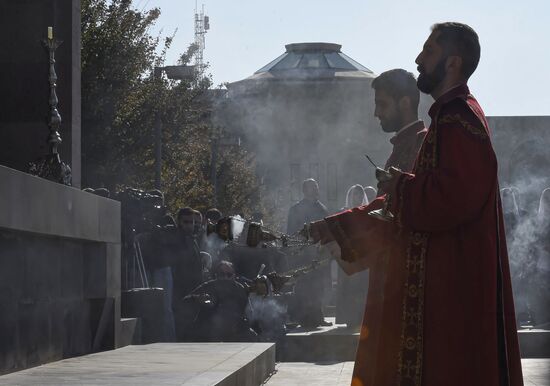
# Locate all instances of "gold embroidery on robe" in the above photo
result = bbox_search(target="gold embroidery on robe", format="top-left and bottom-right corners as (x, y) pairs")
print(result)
(438, 113), (488, 139)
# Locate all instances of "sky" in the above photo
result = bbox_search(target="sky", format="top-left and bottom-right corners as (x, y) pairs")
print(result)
(140, 0), (550, 117)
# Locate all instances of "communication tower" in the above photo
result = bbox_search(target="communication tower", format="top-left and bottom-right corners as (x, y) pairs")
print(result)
(194, 3), (209, 76)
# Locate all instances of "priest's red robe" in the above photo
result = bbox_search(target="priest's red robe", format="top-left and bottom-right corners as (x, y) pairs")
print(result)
(325, 84), (523, 386)
(336, 120), (426, 325)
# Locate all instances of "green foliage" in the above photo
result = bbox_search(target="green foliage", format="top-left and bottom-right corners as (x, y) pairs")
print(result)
(81, 0), (161, 188)
(81, 0), (270, 220)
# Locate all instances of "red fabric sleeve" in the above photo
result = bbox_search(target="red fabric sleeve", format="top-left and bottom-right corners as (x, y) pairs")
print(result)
(326, 198), (385, 238)
(391, 110), (497, 232)
(324, 198), (392, 267)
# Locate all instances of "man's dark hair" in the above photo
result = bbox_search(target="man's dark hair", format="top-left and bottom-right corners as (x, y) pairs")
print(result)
(302, 178), (318, 189)
(176, 207), (194, 222)
(431, 22), (480, 79)
(214, 260), (235, 279)
(371, 69), (420, 110)
(206, 208), (223, 222)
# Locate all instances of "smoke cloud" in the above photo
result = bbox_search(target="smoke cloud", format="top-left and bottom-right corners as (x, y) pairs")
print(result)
(504, 176), (550, 327)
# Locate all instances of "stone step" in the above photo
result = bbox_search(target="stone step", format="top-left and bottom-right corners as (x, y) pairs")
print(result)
(119, 317), (141, 347)
(519, 330), (550, 358)
(0, 343), (275, 386)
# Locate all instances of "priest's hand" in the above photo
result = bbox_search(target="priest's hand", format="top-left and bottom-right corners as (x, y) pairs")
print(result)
(305, 220), (334, 244)
(377, 166), (403, 194)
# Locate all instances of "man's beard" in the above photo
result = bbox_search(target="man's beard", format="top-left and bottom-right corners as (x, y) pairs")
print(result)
(380, 115), (402, 133)
(417, 57), (447, 94)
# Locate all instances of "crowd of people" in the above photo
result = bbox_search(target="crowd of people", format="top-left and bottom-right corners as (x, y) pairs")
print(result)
(83, 178), (383, 344)
(129, 198), (288, 343)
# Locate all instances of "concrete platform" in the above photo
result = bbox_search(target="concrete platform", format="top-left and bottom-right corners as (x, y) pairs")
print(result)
(0, 343), (275, 386)
(264, 359), (550, 386)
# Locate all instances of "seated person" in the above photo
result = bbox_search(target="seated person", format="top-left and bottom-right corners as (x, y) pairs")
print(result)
(175, 261), (258, 342)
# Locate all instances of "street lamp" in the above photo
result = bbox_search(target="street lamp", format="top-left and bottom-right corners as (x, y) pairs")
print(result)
(153, 65), (196, 190)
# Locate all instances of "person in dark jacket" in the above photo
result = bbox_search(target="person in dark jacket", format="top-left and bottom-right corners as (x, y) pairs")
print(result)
(287, 179), (330, 328)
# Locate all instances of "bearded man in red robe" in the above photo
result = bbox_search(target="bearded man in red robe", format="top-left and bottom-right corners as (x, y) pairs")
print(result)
(310, 22), (523, 386)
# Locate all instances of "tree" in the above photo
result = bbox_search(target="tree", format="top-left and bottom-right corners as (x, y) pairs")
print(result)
(81, 0), (162, 189)
(81, 0), (271, 221)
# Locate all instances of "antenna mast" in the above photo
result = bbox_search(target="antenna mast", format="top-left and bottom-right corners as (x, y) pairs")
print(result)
(194, 2), (209, 77)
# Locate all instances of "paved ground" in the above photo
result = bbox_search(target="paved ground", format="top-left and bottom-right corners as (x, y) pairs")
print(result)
(265, 359), (550, 386)
(0, 343), (275, 386)
(264, 362), (354, 386)
(523, 359), (550, 386)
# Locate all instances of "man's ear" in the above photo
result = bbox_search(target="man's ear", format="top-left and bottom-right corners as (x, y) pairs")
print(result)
(446, 55), (463, 76)
(398, 96), (410, 112)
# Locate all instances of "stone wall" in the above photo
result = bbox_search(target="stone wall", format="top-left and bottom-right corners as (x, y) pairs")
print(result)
(0, 166), (120, 375)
